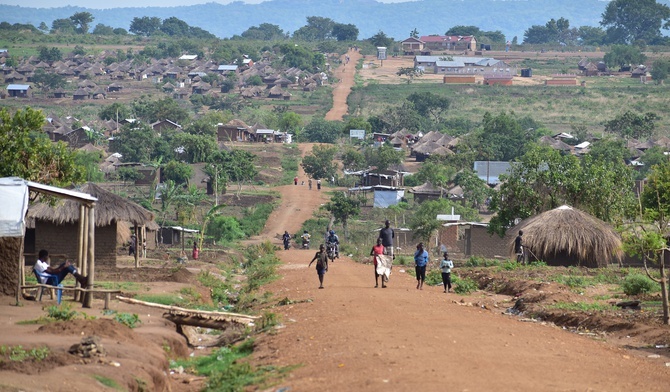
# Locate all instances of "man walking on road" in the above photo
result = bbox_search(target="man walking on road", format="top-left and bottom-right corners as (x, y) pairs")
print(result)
(378, 220), (394, 259)
(414, 243), (428, 290)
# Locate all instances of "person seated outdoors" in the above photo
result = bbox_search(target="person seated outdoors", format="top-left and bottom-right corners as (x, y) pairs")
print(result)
(34, 249), (88, 288)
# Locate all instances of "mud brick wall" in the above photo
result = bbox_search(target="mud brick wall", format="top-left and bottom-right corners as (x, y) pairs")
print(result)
(439, 226), (510, 259)
(469, 228), (510, 259)
(0, 237), (21, 295)
(35, 221), (118, 268)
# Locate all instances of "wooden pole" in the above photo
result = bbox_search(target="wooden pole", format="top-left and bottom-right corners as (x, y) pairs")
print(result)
(15, 236), (25, 306)
(134, 223), (139, 267)
(75, 204), (85, 301)
(80, 205), (89, 303)
(83, 204), (95, 308)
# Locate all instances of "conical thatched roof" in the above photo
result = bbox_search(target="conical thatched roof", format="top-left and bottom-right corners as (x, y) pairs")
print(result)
(509, 205), (622, 267)
(27, 183), (154, 226)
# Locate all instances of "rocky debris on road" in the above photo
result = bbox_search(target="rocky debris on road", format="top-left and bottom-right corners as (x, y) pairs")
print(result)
(68, 335), (106, 358)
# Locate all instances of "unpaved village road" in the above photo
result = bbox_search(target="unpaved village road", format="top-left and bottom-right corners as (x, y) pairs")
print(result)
(248, 60), (670, 390)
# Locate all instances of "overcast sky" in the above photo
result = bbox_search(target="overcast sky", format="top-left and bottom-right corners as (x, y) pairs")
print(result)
(0, 0), (411, 9)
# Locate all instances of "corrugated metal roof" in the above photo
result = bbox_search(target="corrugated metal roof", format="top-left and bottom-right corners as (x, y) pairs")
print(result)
(7, 84), (30, 90)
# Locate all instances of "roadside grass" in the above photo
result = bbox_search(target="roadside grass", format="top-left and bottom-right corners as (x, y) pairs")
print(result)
(92, 375), (124, 390)
(280, 151), (300, 185)
(171, 339), (297, 392)
(546, 302), (611, 312)
(95, 281), (145, 292)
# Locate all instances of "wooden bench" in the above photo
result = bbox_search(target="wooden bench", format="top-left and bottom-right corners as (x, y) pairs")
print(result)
(21, 284), (121, 310)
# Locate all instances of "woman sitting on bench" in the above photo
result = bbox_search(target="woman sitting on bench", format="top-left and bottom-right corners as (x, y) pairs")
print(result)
(34, 249), (88, 288)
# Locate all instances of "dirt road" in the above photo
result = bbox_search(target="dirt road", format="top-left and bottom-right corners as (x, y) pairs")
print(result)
(325, 48), (362, 121)
(253, 159), (670, 390)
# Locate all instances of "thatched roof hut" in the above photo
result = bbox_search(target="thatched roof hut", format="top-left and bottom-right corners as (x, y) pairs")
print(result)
(28, 183), (153, 226)
(27, 183), (154, 267)
(509, 205), (623, 267)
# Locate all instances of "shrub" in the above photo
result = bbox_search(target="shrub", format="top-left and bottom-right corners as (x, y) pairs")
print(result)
(114, 312), (141, 328)
(621, 274), (656, 296)
(453, 276), (478, 294)
(46, 303), (78, 321)
(0, 345), (50, 362)
(238, 203), (274, 237)
(425, 269), (442, 286)
(464, 256), (500, 267)
(208, 215), (246, 243)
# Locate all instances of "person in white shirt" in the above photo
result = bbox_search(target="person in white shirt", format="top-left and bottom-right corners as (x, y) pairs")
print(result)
(440, 251), (454, 293)
(34, 249), (88, 288)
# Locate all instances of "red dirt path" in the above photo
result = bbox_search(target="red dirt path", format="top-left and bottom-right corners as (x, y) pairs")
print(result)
(249, 145), (670, 390)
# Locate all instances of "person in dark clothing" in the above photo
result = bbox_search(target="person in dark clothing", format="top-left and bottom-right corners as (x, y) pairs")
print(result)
(515, 230), (524, 264)
(282, 231), (291, 250)
(378, 220), (395, 258)
(309, 244), (329, 289)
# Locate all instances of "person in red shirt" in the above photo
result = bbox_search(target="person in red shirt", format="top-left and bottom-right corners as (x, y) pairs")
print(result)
(370, 238), (386, 288)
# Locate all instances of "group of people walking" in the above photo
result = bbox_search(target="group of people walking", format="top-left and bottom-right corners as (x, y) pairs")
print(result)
(294, 177), (321, 190)
(306, 219), (455, 293)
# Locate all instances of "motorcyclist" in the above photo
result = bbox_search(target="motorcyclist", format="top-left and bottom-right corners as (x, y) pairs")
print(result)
(301, 230), (311, 249)
(327, 230), (340, 259)
(282, 231), (291, 250)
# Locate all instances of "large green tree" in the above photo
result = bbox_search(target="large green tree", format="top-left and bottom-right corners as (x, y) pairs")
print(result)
(406, 92), (450, 123)
(70, 12), (94, 34)
(293, 16), (335, 41)
(489, 146), (635, 235)
(604, 110), (659, 140)
(0, 107), (84, 187)
(302, 118), (342, 143)
(129, 16), (162, 37)
(332, 23), (359, 41)
(219, 149), (258, 198)
(651, 58), (670, 84)
(601, 0), (670, 44)
(302, 145), (338, 180)
(603, 45), (647, 69)
(240, 23), (286, 40)
(325, 192), (361, 238)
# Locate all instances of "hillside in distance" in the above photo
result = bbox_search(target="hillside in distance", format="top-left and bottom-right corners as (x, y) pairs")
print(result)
(2, 0), (670, 42)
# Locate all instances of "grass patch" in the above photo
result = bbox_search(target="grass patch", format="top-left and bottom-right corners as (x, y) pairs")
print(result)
(0, 345), (50, 362)
(172, 339), (296, 392)
(280, 153), (300, 185)
(239, 203), (275, 237)
(453, 276), (478, 295)
(547, 302), (610, 312)
(95, 281), (144, 291)
(93, 375), (124, 390)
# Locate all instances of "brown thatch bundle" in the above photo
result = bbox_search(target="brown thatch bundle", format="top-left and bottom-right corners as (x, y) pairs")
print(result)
(27, 183), (154, 226)
(509, 205), (622, 267)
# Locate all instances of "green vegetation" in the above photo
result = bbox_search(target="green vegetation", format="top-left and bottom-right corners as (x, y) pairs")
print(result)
(621, 274), (658, 296)
(113, 312), (141, 329)
(453, 276), (478, 295)
(0, 345), (50, 362)
(92, 375), (124, 390)
(172, 339), (295, 392)
(547, 302), (610, 312)
(46, 303), (79, 321)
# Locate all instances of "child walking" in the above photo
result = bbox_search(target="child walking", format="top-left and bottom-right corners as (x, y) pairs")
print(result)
(309, 244), (329, 289)
(440, 251), (454, 293)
